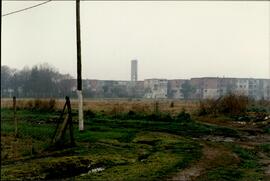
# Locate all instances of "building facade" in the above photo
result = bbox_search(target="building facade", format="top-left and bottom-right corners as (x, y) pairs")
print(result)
(167, 79), (187, 99)
(23, 77), (269, 100)
(144, 79), (168, 99)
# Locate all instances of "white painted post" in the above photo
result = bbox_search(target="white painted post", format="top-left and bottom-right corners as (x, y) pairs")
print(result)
(76, 0), (84, 131)
(77, 90), (84, 131)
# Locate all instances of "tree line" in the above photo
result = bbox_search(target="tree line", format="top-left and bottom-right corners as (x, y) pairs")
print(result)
(1, 64), (75, 98)
(1, 64), (142, 99)
(1, 63), (196, 99)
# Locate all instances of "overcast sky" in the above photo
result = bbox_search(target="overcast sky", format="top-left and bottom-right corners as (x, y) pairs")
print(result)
(2, 1), (270, 80)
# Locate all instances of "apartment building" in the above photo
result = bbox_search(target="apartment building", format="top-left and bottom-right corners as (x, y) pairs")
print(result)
(75, 78), (270, 100)
(144, 79), (168, 99)
(167, 79), (187, 99)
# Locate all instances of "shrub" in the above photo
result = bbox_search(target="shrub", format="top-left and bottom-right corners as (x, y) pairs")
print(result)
(198, 99), (216, 116)
(146, 113), (173, 122)
(198, 94), (249, 116)
(109, 104), (124, 118)
(218, 94), (248, 115)
(176, 109), (191, 121)
(34, 99), (43, 109)
(85, 109), (96, 118)
(259, 144), (270, 155)
(258, 99), (270, 110)
(26, 100), (34, 109)
(127, 110), (136, 117)
(48, 99), (56, 110)
(30, 99), (57, 111)
(247, 105), (267, 113)
(198, 101), (207, 116)
(124, 110), (144, 120)
(131, 104), (150, 114)
(263, 126), (270, 134)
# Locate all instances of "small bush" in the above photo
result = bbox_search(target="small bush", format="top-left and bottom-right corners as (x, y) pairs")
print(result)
(109, 104), (125, 118)
(131, 104), (150, 115)
(176, 109), (191, 121)
(125, 110), (145, 120)
(30, 99), (57, 111)
(247, 105), (267, 113)
(264, 126), (270, 134)
(127, 110), (136, 117)
(48, 99), (56, 110)
(219, 94), (249, 115)
(161, 113), (173, 122)
(26, 100), (34, 109)
(259, 144), (270, 155)
(34, 99), (42, 109)
(198, 94), (249, 116)
(85, 109), (96, 118)
(198, 102), (207, 116)
(257, 99), (270, 111)
(146, 113), (173, 122)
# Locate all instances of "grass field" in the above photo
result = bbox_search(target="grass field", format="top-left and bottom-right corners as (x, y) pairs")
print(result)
(1, 98), (199, 116)
(1, 101), (270, 180)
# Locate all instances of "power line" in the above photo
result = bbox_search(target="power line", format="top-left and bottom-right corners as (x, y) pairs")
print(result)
(2, 0), (52, 17)
(2, 0), (269, 2)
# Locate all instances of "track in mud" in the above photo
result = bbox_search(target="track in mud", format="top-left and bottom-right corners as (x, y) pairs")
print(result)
(168, 128), (270, 181)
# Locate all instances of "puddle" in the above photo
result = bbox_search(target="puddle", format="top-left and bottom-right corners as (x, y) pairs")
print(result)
(80, 167), (105, 176)
(89, 167), (105, 173)
(136, 140), (160, 146)
(201, 136), (236, 142)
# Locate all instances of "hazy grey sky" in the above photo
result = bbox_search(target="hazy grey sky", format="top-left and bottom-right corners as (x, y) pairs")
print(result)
(2, 1), (270, 80)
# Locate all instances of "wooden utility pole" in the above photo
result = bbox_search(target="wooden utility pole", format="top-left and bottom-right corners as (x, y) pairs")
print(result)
(76, 0), (84, 131)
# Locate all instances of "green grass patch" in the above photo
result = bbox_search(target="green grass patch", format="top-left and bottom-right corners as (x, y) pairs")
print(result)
(232, 145), (259, 169)
(87, 117), (239, 138)
(258, 143), (270, 157)
(198, 166), (243, 181)
(1, 108), (59, 122)
(76, 132), (202, 181)
(1, 108), (245, 180)
(1, 131), (202, 180)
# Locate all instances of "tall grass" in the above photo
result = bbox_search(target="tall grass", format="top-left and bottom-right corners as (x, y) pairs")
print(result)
(198, 94), (249, 116)
(1, 98), (199, 115)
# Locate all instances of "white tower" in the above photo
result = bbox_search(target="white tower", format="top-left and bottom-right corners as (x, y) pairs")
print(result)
(131, 59), (138, 82)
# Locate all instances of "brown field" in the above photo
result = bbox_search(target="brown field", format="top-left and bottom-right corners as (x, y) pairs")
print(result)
(1, 98), (199, 116)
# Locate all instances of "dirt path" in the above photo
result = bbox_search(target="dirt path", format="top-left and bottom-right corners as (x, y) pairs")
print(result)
(168, 144), (222, 181)
(168, 129), (270, 181)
